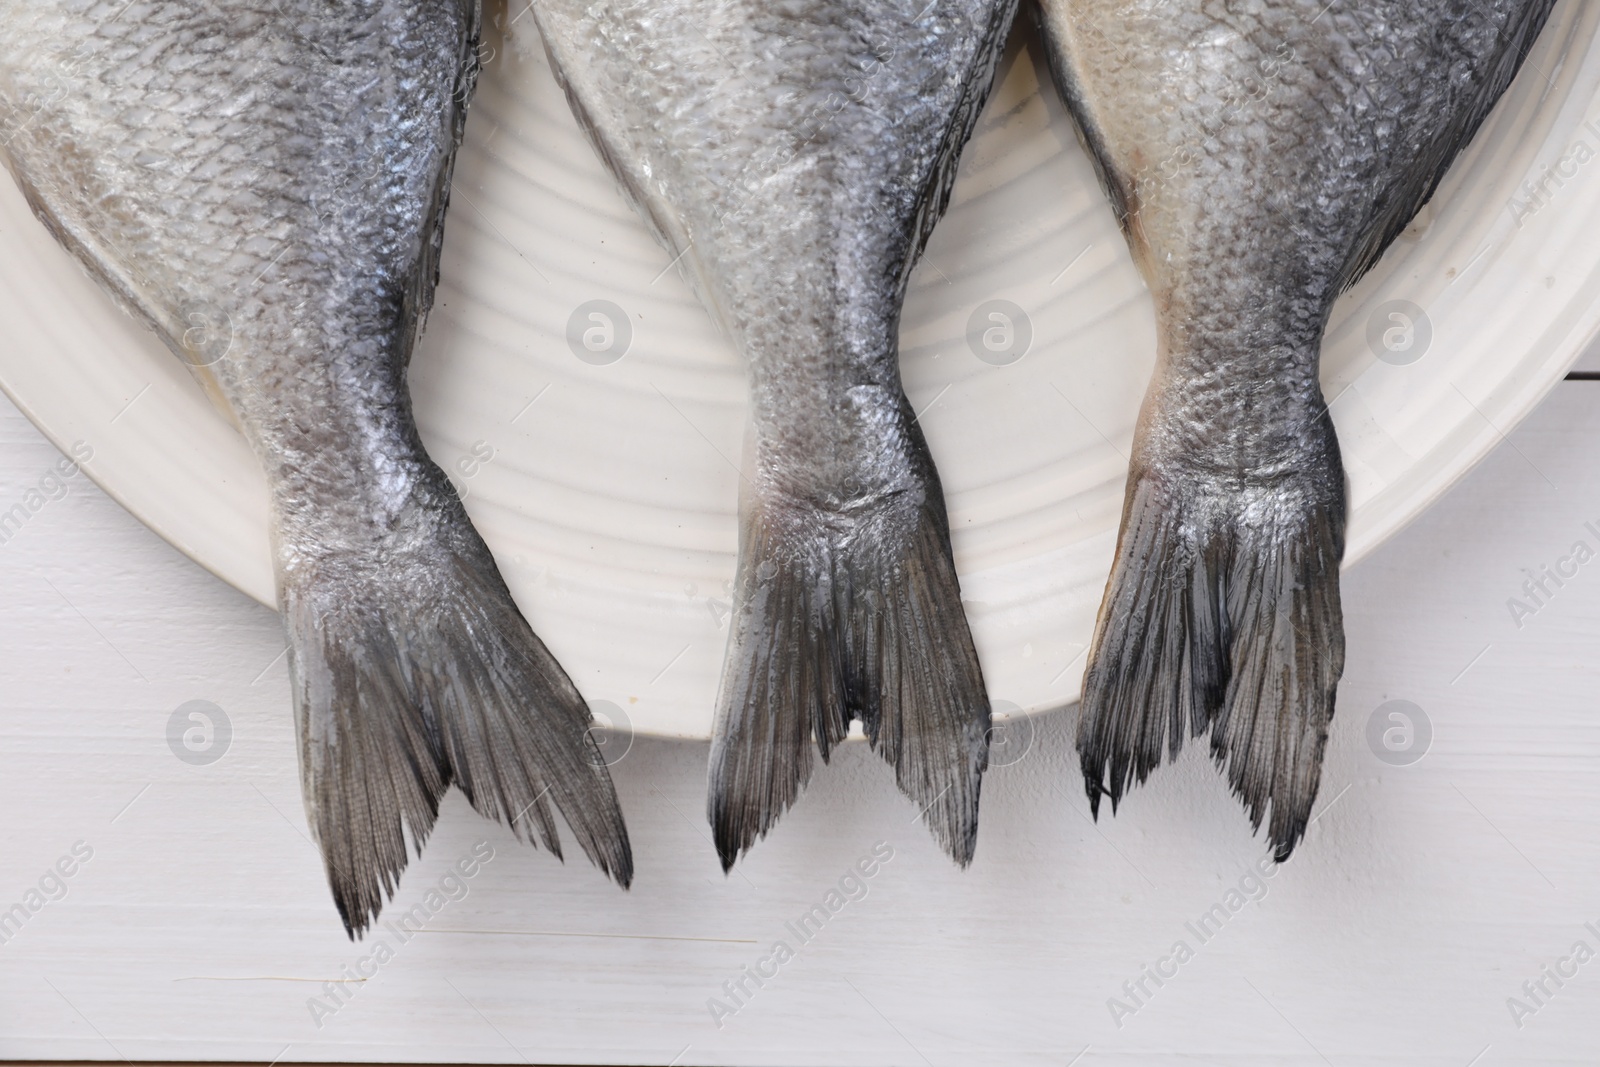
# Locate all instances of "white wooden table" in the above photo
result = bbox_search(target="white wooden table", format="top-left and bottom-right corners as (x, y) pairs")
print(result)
(3, 344), (1600, 1065)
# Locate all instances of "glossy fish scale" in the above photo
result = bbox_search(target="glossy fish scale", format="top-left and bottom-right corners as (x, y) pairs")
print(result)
(2, 0), (459, 624)
(1039, 0), (1555, 856)
(535, 0), (1016, 866)
(550, 3), (974, 471)
(3, 5), (433, 472)
(0, 0), (632, 934)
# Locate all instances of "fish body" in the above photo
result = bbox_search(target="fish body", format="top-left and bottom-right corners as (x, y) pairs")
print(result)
(1037, 0), (1556, 855)
(0, 0), (631, 933)
(531, 0), (1018, 867)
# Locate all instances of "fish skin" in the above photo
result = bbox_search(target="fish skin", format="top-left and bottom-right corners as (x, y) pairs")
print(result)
(1037, 0), (1556, 858)
(531, 0), (1017, 868)
(0, 0), (631, 934)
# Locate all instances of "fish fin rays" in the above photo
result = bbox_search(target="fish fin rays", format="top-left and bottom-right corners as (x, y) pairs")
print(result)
(708, 494), (990, 870)
(704, 512), (848, 873)
(1077, 475), (1226, 820)
(1210, 497), (1345, 861)
(283, 475), (632, 937)
(857, 509), (992, 867)
(1078, 467), (1344, 860)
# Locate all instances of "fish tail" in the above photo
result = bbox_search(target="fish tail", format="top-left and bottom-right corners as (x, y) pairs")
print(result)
(1079, 456), (1345, 861)
(708, 488), (989, 870)
(280, 466), (631, 937)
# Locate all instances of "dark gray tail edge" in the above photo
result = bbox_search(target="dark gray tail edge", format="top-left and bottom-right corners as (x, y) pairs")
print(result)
(284, 469), (632, 938)
(1078, 467), (1345, 862)
(707, 494), (990, 871)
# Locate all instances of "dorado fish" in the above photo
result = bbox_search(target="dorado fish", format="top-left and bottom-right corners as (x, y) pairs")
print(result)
(1037, 0), (1555, 857)
(0, 0), (631, 934)
(531, 0), (1017, 868)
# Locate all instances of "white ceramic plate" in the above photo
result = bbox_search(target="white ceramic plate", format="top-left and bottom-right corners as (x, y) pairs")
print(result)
(3, 9), (1599, 739)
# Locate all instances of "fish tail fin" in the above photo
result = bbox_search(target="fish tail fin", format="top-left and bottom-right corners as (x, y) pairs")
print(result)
(708, 488), (990, 870)
(1077, 474), (1229, 820)
(280, 467), (631, 937)
(1211, 488), (1346, 861)
(1079, 456), (1345, 860)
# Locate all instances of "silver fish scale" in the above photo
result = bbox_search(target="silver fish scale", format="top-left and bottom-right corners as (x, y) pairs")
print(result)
(540, 0), (1002, 511)
(0, 0), (460, 526)
(1045, 0), (1528, 483)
